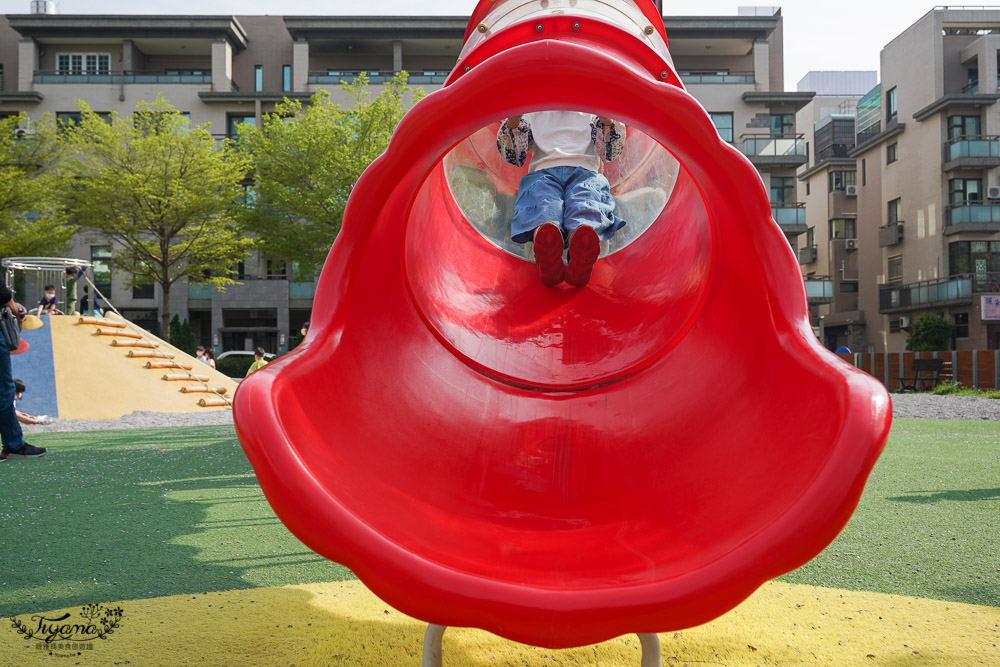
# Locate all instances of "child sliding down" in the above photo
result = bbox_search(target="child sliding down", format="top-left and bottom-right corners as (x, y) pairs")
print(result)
(497, 111), (627, 286)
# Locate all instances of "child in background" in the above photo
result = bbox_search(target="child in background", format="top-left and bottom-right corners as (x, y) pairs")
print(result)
(13, 379), (48, 425)
(35, 285), (59, 316)
(497, 111), (627, 287)
(245, 347), (268, 377)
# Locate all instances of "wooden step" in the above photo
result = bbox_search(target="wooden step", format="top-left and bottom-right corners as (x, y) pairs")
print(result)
(162, 373), (210, 382)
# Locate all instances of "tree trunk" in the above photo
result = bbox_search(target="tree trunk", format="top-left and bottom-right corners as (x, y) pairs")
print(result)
(161, 281), (172, 342)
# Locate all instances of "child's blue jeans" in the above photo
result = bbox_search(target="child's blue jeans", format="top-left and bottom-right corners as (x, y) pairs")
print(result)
(510, 166), (626, 244)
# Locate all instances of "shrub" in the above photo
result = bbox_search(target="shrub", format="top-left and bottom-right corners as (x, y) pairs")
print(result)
(216, 355), (255, 379)
(905, 314), (953, 352)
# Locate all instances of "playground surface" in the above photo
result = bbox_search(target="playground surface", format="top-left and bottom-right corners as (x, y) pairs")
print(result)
(0, 418), (997, 665)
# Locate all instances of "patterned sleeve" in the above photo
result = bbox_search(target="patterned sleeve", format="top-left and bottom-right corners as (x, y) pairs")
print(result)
(591, 117), (626, 162)
(497, 117), (533, 167)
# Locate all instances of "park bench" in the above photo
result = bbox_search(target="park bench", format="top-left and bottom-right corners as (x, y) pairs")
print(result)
(897, 358), (944, 392)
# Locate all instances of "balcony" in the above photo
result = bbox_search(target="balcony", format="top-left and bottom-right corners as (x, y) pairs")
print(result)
(678, 71), (754, 85)
(879, 275), (973, 312)
(804, 277), (834, 304)
(308, 70), (450, 85)
(943, 135), (1000, 171)
(878, 221), (904, 247)
(944, 200), (1000, 234)
(975, 271), (1000, 292)
(771, 202), (807, 234)
(34, 69), (213, 85)
(798, 245), (817, 265)
(741, 134), (807, 167)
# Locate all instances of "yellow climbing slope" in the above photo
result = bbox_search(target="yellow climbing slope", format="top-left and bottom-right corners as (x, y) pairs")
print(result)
(49, 313), (238, 419)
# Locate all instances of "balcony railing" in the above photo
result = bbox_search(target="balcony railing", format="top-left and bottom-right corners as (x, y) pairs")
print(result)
(804, 277), (834, 303)
(944, 135), (1000, 162)
(879, 221), (904, 247)
(677, 70), (754, 84)
(974, 271), (1000, 292)
(878, 274), (973, 311)
(962, 80), (979, 94)
(308, 70), (450, 85)
(945, 200), (1000, 226)
(771, 202), (806, 226)
(798, 245), (818, 265)
(741, 133), (806, 158)
(34, 69), (212, 84)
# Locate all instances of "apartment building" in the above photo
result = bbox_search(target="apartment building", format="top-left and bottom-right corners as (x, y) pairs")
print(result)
(852, 7), (1000, 352)
(0, 5), (808, 354)
(795, 71), (877, 351)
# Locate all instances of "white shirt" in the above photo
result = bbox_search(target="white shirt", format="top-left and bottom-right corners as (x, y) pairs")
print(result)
(523, 111), (601, 173)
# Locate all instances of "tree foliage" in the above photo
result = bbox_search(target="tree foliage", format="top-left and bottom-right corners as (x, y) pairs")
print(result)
(234, 73), (425, 273)
(0, 113), (76, 259)
(905, 313), (954, 351)
(59, 96), (252, 339)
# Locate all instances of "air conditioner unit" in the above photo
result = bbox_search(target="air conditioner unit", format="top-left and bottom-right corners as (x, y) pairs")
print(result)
(12, 128), (35, 139)
(899, 316), (912, 330)
(845, 185), (859, 197)
(845, 239), (858, 250)
(988, 185), (1000, 200)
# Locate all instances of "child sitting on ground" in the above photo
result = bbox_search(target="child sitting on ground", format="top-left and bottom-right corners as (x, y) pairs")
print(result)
(35, 285), (60, 316)
(13, 379), (48, 425)
(497, 111), (627, 286)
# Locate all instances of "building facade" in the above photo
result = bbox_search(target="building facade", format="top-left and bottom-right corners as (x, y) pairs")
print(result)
(1, 7), (811, 353)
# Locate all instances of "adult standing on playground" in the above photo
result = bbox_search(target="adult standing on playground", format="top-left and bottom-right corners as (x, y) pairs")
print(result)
(0, 276), (47, 460)
(65, 265), (86, 317)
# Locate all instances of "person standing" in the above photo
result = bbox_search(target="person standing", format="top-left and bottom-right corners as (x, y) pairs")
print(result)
(0, 277), (47, 460)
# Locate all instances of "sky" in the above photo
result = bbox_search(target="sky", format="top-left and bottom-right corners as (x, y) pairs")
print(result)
(9, 0), (932, 91)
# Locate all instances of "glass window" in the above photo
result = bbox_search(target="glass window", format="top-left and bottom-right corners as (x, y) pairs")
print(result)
(862, 159), (867, 186)
(91, 246), (112, 294)
(770, 176), (795, 204)
(829, 171), (857, 192)
(888, 198), (902, 223)
(950, 241), (971, 274)
(886, 87), (898, 123)
(282, 65), (292, 92)
(56, 52), (110, 75)
(840, 282), (859, 293)
(954, 313), (969, 338)
(887, 255), (902, 283)
(830, 218), (856, 239)
(255, 65), (263, 92)
(132, 284), (154, 299)
(887, 142), (897, 164)
(806, 226), (815, 247)
(769, 114), (793, 135)
(266, 259), (287, 280)
(228, 115), (256, 139)
(948, 115), (981, 139)
(709, 113), (733, 142)
(948, 178), (982, 204)
(239, 185), (257, 209)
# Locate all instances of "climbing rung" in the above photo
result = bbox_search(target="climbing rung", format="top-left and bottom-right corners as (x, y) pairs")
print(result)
(180, 386), (228, 395)
(96, 328), (142, 339)
(199, 398), (232, 407)
(79, 317), (126, 328)
(127, 350), (175, 359)
(146, 361), (194, 370)
(112, 340), (159, 348)
(163, 373), (210, 382)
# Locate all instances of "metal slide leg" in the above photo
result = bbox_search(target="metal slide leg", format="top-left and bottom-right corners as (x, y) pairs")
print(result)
(422, 624), (446, 667)
(639, 633), (662, 667)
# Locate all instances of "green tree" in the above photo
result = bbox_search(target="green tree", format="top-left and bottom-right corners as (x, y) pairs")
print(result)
(234, 73), (425, 273)
(169, 314), (198, 355)
(906, 313), (954, 351)
(60, 97), (252, 340)
(0, 113), (75, 260)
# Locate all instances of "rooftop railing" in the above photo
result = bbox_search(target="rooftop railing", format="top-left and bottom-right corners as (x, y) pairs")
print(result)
(741, 133), (806, 158)
(307, 70), (450, 85)
(677, 70), (754, 84)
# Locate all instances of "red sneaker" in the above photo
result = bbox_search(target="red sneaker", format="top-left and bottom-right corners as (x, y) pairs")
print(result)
(565, 225), (601, 286)
(532, 222), (566, 287)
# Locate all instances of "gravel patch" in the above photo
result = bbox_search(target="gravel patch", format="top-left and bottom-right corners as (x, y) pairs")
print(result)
(19, 409), (234, 435)
(888, 393), (1000, 421)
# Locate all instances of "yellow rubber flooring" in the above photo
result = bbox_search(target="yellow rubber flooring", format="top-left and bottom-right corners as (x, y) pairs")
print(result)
(2, 579), (997, 666)
(48, 314), (237, 419)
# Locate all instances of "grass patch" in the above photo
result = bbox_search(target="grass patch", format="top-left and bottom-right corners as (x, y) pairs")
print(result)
(1, 419), (997, 620)
(929, 382), (1000, 398)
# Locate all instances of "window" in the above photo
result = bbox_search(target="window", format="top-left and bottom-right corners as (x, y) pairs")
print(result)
(948, 115), (981, 139)
(806, 182), (810, 196)
(840, 282), (859, 293)
(769, 113), (793, 135)
(709, 113), (733, 142)
(954, 313), (969, 338)
(132, 284), (154, 299)
(887, 255), (902, 284)
(265, 259), (287, 280)
(888, 197), (902, 223)
(239, 185), (257, 209)
(231, 261), (247, 280)
(949, 240), (1000, 275)
(254, 65), (263, 92)
(56, 111), (111, 130)
(770, 176), (795, 204)
(830, 218), (857, 239)
(91, 246), (112, 294)
(56, 52), (111, 75)
(282, 65), (292, 92)
(227, 115), (256, 139)
(861, 158), (867, 186)
(948, 178), (982, 204)
(805, 227), (815, 248)
(889, 318), (902, 334)
(886, 86), (898, 123)
(966, 68), (979, 93)
(828, 170), (857, 193)
(887, 142), (898, 164)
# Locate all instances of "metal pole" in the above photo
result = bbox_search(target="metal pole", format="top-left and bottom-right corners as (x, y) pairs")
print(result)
(639, 633), (662, 667)
(422, 624), (446, 667)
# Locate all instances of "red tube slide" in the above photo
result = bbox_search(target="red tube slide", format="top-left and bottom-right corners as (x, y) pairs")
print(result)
(234, 0), (891, 649)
